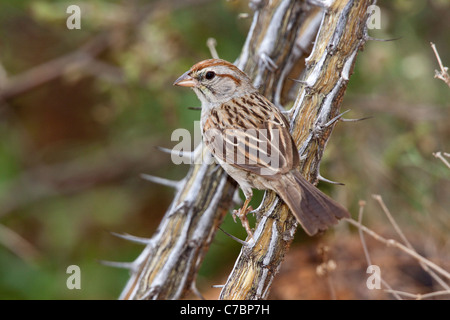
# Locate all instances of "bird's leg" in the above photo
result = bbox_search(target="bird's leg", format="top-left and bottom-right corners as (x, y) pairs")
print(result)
(232, 196), (254, 239)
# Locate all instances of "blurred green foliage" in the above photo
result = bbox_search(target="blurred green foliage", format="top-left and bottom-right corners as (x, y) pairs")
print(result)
(0, 0), (448, 299)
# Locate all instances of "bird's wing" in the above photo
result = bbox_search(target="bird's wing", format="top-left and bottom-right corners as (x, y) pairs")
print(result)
(202, 93), (299, 179)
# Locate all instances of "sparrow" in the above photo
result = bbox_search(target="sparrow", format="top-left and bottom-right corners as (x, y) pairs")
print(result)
(174, 59), (350, 237)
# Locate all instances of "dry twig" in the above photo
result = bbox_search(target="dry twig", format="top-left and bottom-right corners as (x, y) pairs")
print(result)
(433, 151), (450, 169)
(0, 223), (41, 263)
(372, 194), (450, 291)
(430, 42), (450, 88)
(345, 218), (450, 281)
(356, 201), (401, 300)
(346, 195), (450, 300)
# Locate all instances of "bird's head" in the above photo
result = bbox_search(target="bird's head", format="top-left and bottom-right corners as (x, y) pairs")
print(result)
(173, 59), (256, 106)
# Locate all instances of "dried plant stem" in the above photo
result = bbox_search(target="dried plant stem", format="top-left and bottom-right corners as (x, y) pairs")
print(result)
(430, 42), (450, 88)
(345, 218), (450, 282)
(356, 201), (401, 300)
(372, 194), (450, 291)
(384, 289), (450, 300)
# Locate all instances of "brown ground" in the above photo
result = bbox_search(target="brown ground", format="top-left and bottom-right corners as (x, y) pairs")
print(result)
(201, 228), (449, 300)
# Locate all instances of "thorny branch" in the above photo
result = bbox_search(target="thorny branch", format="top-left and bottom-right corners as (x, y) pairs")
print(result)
(356, 200), (401, 300)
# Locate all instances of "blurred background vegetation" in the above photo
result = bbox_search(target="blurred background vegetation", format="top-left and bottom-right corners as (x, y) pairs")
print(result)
(0, 0), (448, 299)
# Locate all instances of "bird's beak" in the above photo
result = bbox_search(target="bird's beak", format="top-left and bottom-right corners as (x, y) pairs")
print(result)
(173, 71), (196, 87)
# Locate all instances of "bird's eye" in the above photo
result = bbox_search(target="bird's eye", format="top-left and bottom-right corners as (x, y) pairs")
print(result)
(205, 71), (216, 80)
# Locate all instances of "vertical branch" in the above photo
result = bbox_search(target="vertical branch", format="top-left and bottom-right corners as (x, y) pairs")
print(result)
(219, 0), (375, 300)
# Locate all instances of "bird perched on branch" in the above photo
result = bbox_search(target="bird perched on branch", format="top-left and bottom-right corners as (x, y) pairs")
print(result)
(174, 59), (349, 237)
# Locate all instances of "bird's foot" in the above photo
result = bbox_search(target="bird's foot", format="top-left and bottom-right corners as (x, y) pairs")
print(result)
(232, 205), (254, 239)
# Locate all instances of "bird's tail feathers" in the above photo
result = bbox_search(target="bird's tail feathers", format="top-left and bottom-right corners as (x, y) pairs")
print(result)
(275, 171), (350, 236)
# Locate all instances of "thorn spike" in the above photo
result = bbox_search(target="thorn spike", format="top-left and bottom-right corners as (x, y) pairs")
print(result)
(140, 174), (181, 189)
(218, 227), (249, 246)
(324, 109), (351, 127)
(110, 232), (153, 245)
(366, 36), (402, 42)
(155, 146), (194, 161)
(318, 174), (345, 186)
(98, 260), (134, 270)
(341, 116), (373, 122)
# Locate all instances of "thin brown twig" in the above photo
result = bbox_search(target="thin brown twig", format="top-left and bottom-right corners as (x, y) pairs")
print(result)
(384, 289), (450, 300)
(430, 42), (450, 88)
(357, 201), (372, 265)
(345, 218), (450, 281)
(372, 194), (450, 291)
